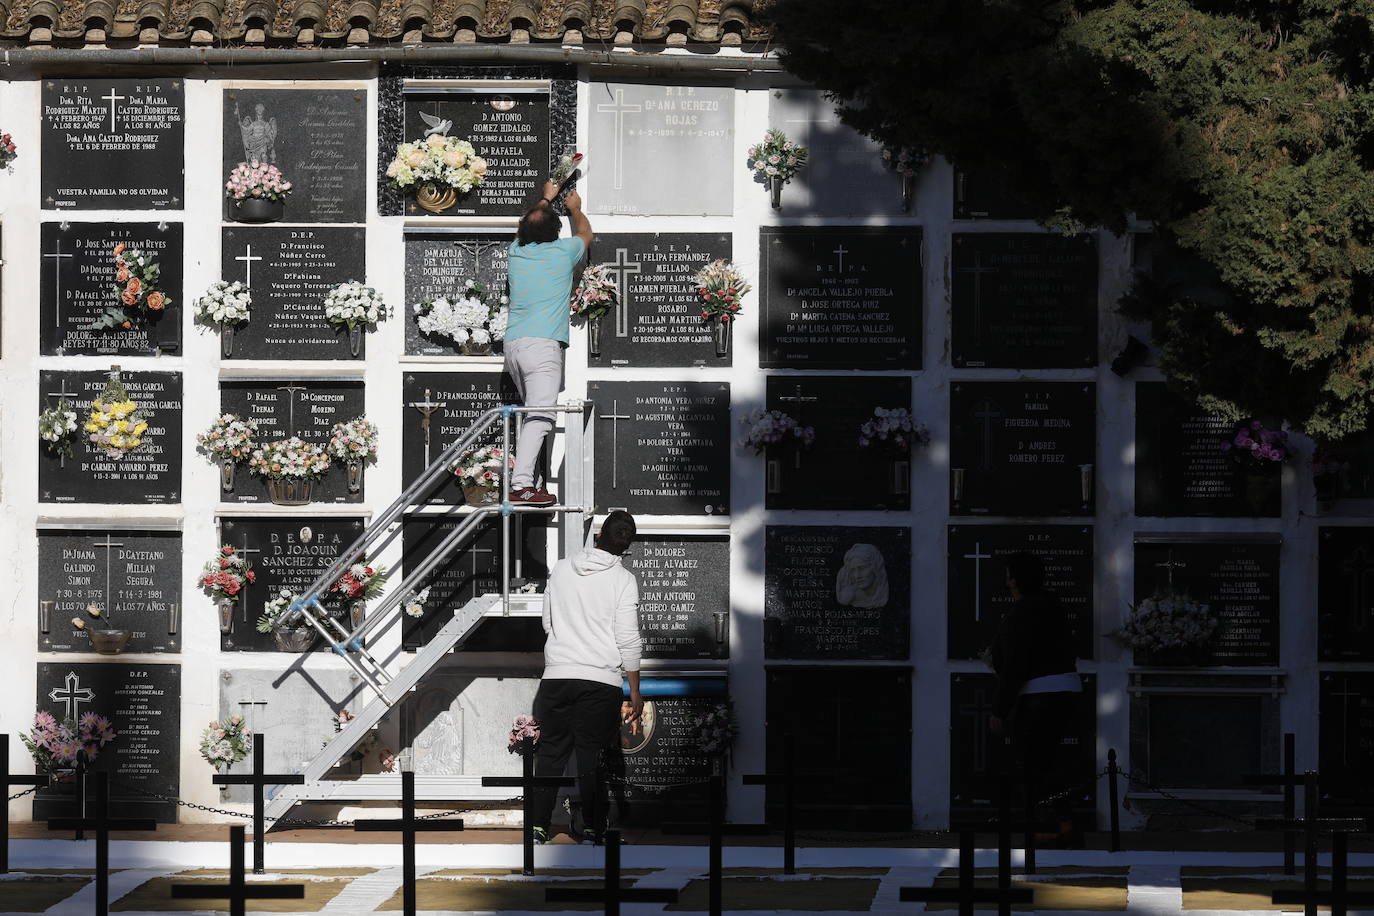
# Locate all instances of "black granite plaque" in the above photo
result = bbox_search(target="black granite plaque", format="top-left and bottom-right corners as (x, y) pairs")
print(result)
(947, 525), (1093, 661)
(590, 380), (730, 516)
(39, 369), (181, 505)
(33, 662), (180, 822)
(766, 667), (912, 830)
(402, 371), (518, 506)
(41, 79), (184, 210)
(1319, 672), (1374, 807)
(399, 516), (548, 650)
(220, 226), (366, 360)
(585, 233), (733, 368)
(951, 233), (1098, 368)
(1318, 527), (1374, 662)
(950, 672), (1096, 812)
(40, 221), (183, 356)
(223, 87), (367, 224)
(952, 166), (1039, 221)
(1135, 382), (1279, 517)
(614, 694), (715, 824)
(623, 536), (729, 659)
(218, 517), (365, 652)
(218, 379), (365, 504)
(1133, 538), (1281, 666)
(764, 375), (913, 512)
(1134, 693), (1272, 789)
(764, 526), (910, 660)
(759, 226), (922, 369)
(400, 86), (550, 216)
(403, 231), (511, 356)
(950, 382), (1095, 517)
(38, 529), (181, 654)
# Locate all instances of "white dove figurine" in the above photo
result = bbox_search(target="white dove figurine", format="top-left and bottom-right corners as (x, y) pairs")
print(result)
(419, 110), (452, 138)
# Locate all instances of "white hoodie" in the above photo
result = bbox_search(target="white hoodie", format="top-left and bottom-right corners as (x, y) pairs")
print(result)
(541, 547), (642, 688)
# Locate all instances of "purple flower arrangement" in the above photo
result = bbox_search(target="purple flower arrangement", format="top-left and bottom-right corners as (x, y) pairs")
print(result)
(507, 714), (540, 755)
(1224, 419), (1289, 468)
(21, 710), (116, 774)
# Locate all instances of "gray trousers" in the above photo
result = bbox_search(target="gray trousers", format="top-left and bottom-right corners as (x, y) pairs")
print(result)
(504, 336), (564, 490)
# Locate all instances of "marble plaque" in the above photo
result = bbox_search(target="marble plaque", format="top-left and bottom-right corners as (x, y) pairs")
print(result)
(220, 226), (366, 360)
(38, 529), (182, 654)
(589, 82), (734, 216)
(623, 536), (730, 659)
(39, 369), (182, 505)
(766, 88), (896, 216)
(219, 378), (366, 504)
(759, 226), (922, 369)
(764, 525), (910, 660)
(403, 231), (511, 356)
(1318, 527), (1374, 662)
(590, 380), (730, 516)
(1132, 692), (1273, 789)
(40, 221), (183, 356)
(405, 675), (541, 777)
(41, 78), (184, 210)
(615, 694), (717, 822)
(222, 87), (367, 223)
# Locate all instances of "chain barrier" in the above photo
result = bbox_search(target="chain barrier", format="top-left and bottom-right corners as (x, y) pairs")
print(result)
(7, 786), (38, 802)
(1111, 767), (1258, 829)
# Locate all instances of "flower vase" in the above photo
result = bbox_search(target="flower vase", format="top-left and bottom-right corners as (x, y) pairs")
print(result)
(415, 185), (457, 214)
(220, 460), (236, 494)
(587, 316), (603, 358)
(217, 597), (234, 633)
(1244, 471), (1280, 515)
(770, 175), (783, 210)
(348, 325), (363, 358)
(348, 599), (366, 632)
(890, 459), (911, 495)
(712, 318), (732, 358)
(273, 628), (315, 652)
(346, 460), (363, 494)
(461, 339), (493, 356)
(901, 173), (916, 213)
(267, 478), (314, 506)
(231, 197), (284, 223)
(463, 483), (499, 507)
(220, 324), (235, 358)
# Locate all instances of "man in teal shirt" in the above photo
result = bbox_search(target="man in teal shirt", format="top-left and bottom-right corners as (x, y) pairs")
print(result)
(503, 180), (593, 505)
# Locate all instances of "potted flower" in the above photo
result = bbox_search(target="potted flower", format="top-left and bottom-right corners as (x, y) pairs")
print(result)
(570, 263), (618, 358)
(200, 714), (252, 772)
(694, 259), (752, 357)
(1223, 419), (1288, 512)
(38, 396), (78, 464)
(323, 280), (389, 357)
(22, 711), (116, 783)
(882, 144), (928, 212)
(1118, 593), (1220, 666)
(0, 130), (17, 172)
(859, 407), (928, 497)
(741, 408), (815, 495)
(325, 709), (380, 770)
(329, 563), (388, 632)
(197, 413), (260, 495)
(256, 588), (316, 652)
(453, 445), (512, 507)
(84, 366), (148, 460)
(71, 602), (129, 655)
(747, 128), (808, 209)
(90, 243), (171, 332)
(225, 159), (292, 223)
(386, 134), (488, 214)
(328, 416), (380, 494)
(193, 280), (252, 358)
(247, 436), (331, 506)
(414, 278), (509, 356)
(508, 714), (540, 757)
(200, 544), (257, 633)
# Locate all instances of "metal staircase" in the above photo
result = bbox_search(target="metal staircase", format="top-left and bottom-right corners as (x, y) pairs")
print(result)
(261, 401), (595, 826)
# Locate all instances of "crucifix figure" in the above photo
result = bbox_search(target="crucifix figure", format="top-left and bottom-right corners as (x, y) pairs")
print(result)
(595, 88), (643, 191)
(49, 670), (95, 720)
(45, 380), (80, 467)
(43, 240), (73, 330)
(1341, 544), (1374, 634)
(1156, 549), (1186, 594)
(102, 86), (125, 133)
(957, 249), (997, 348)
(234, 243), (263, 289)
(92, 535), (125, 625)
(778, 384), (819, 470)
(963, 541), (993, 622)
(972, 398), (1001, 471)
(603, 248), (642, 338)
(598, 399), (632, 490)
(275, 383), (307, 435)
(406, 387), (446, 466)
(455, 239), (500, 277)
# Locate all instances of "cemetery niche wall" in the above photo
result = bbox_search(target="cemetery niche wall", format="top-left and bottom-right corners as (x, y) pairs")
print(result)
(766, 88), (897, 216)
(402, 371), (518, 504)
(1318, 527), (1374, 661)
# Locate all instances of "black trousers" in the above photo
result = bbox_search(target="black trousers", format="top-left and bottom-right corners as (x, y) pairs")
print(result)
(529, 678), (622, 834)
(1008, 691), (1081, 827)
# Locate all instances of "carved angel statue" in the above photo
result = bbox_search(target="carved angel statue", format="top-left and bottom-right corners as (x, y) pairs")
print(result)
(419, 110), (452, 138)
(236, 102), (278, 164)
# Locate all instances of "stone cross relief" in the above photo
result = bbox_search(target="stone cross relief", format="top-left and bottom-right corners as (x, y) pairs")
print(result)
(93, 534), (125, 625)
(49, 670), (95, 721)
(962, 541), (993, 623)
(43, 239), (73, 331)
(595, 88), (643, 192)
(602, 248), (642, 338)
(234, 243), (263, 289)
(597, 397), (632, 490)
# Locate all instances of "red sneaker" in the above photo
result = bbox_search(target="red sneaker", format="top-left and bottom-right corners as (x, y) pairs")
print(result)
(510, 487), (556, 507)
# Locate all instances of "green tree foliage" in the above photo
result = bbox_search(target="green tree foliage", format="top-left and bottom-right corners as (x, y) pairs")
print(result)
(766, 0), (1374, 438)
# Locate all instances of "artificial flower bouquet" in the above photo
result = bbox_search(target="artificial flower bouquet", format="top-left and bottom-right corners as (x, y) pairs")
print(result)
(747, 128), (808, 183)
(507, 714), (540, 755)
(323, 281), (390, 330)
(200, 545), (257, 601)
(197, 414), (259, 464)
(91, 242), (171, 330)
(570, 263), (619, 322)
(1119, 593), (1220, 652)
(414, 278), (509, 348)
(199, 714), (252, 772)
(327, 416), (380, 465)
(248, 437), (332, 480)
(453, 444), (512, 492)
(692, 701), (736, 756)
(22, 710), (116, 774)
(193, 280), (252, 326)
(740, 409), (815, 454)
(84, 367), (148, 459)
(1224, 419), (1289, 468)
(331, 563), (389, 601)
(225, 160), (293, 202)
(39, 398), (78, 459)
(385, 135), (488, 193)
(694, 259), (752, 323)
(858, 407), (930, 455)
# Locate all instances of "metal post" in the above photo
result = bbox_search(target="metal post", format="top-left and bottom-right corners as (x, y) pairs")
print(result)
(710, 773), (723, 916)
(94, 773), (109, 916)
(1283, 733), (1296, 875)
(502, 407), (511, 616)
(522, 751), (535, 876)
(998, 774), (1011, 916)
(1107, 748), (1120, 853)
(1304, 771), (1318, 916)
(1333, 831), (1348, 916)
(605, 828), (622, 916)
(783, 732), (796, 875)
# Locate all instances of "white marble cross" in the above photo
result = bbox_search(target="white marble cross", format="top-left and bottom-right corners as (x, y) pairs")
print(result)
(235, 243), (263, 288)
(93, 534), (125, 624)
(595, 88), (643, 191)
(102, 86), (126, 133)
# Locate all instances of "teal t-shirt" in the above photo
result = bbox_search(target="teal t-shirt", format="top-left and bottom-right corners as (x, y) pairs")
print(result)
(505, 237), (586, 345)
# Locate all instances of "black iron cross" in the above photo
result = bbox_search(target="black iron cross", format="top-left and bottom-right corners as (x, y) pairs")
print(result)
(544, 829), (679, 914)
(742, 732), (809, 875)
(210, 734), (304, 875)
(1242, 733), (1299, 874)
(481, 750), (574, 875)
(663, 771), (770, 916)
(1255, 770), (1367, 916)
(1272, 832), (1374, 916)
(1, 737), (46, 873)
(170, 824), (305, 916)
(47, 772), (157, 916)
(899, 831), (1033, 916)
(354, 770), (465, 916)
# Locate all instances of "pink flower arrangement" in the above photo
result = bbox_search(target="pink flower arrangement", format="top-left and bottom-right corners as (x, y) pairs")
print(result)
(508, 714), (540, 755)
(694, 259), (752, 323)
(225, 160), (293, 202)
(0, 131), (17, 171)
(1224, 419), (1289, 468)
(199, 544), (257, 602)
(21, 710), (116, 773)
(570, 263), (619, 322)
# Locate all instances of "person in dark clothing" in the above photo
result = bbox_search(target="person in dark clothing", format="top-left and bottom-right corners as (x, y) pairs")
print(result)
(987, 552), (1084, 846)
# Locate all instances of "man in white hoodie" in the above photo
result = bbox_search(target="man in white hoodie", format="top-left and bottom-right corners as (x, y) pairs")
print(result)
(529, 510), (643, 844)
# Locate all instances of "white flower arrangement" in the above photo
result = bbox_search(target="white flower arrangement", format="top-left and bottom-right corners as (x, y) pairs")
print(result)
(570, 263), (618, 322)
(256, 588), (308, 634)
(881, 145), (928, 178)
(1119, 593), (1220, 652)
(739, 409), (816, 455)
(327, 416), (380, 463)
(247, 436), (332, 481)
(747, 128), (808, 183)
(385, 135), (488, 193)
(199, 714), (252, 772)
(196, 414), (259, 464)
(323, 281), (389, 330)
(414, 279), (509, 347)
(454, 445), (511, 490)
(193, 280), (252, 326)
(403, 587), (431, 619)
(858, 407), (929, 454)
(39, 399), (78, 459)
